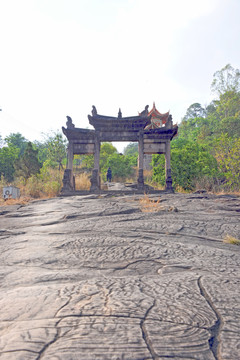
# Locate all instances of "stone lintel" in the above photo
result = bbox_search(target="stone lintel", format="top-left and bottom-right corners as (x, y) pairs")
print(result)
(64, 128), (176, 147)
(98, 132), (139, 142)
(73, 143), (95, 155)
(73, 139), (95, 144)
(144, 142), (166, 154)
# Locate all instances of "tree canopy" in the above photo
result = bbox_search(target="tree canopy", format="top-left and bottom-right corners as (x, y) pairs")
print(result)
(0, 146), (19, 182)
(15, 142), (42, 181)
(123, 142), (138, 156)
(183, 103), (206, 120)
(211, 64), (240, 96)
(44, 132), (67, 170)
(4, 133), (28, 157)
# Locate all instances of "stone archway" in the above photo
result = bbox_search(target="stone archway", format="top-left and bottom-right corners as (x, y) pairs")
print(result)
(61, 105), (178, 194)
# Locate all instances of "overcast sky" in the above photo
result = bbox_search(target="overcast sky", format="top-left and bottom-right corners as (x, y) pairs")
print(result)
(0, 0), (239, 151)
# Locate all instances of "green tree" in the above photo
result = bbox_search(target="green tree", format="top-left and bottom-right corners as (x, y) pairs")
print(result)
(80, 155), (94, 170)
(214, 134), (240, 190)
(152, 139), (218, 190)
(0, 134), (4, 148)
(178, 103), (208, 142)
(106, 153), (137, 181)
(0, 146), (19, 182)
(211, 64), (240, 96)
(123, 142), (138, 156)
(178, 117), (202, 141)
(214, 90), (240, 137)
(157, 64), (240, 192)
(183, 103), (206, 120)
(78, 142), (137, 181)
(15, 142), (42, 181)
(98, 142), (138, 181)
(204, 90), (240, 139)
(44, 132), (67, 170)
(34, 140), (48, 165)
(179, 65), (240, 145)
(4, 132), (28, 157)
(100, 142), (118, 170)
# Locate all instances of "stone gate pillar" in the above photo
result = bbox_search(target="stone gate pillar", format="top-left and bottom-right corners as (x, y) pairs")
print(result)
(138, 132), (144, 190)
(61, 140), (75, 192)
(90, 133), (100, 191)
(165, 140), (173, 192)
(67, 140), (74, 170)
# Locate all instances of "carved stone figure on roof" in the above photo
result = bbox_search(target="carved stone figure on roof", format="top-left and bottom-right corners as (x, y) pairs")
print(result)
(165, 115), (173, 129)
(66, 116), (75, 129)
(118, 108), (122, 118)
(140, 105), (149, 116)
(92, 105), (97, 116)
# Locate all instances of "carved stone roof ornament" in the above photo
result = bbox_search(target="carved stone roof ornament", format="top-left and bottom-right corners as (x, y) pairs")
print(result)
(91, 105), (97, 116)
(66, 116), (75, 129)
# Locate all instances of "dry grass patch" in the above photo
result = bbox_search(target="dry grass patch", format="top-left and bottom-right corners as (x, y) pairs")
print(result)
(75, 173), (91, 190)
(223, 234), (240, 245)
(139, 195), (178, 213)
(175, 185), (191, 193)
(0, 197), (33, 206)
(139, 194), (164, 213)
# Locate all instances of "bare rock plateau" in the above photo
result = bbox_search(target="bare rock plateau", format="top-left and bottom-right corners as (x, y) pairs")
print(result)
(0, 192), (240, 360)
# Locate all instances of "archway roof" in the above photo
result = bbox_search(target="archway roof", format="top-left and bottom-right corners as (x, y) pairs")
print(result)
(148, 102), (170, 123)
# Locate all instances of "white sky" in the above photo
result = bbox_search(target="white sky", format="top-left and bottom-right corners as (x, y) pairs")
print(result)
(0, 0), (239, 152)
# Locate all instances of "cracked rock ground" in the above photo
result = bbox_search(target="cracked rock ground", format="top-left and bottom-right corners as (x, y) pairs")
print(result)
(0, 192), (240, 359)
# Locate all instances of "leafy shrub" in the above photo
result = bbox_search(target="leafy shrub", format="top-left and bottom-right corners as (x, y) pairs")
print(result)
(152, 139), (219, 191)
(214, 134), (240, 191)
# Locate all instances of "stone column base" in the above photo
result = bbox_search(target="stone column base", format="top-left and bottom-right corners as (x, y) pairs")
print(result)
(165, 169), (174, 192)
(137, 169), (144, 190)
(61, 169), (75, 193)
(90, 169), (100, 191)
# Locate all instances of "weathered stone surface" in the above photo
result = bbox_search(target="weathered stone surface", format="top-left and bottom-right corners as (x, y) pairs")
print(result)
(0, 192), (240, 359)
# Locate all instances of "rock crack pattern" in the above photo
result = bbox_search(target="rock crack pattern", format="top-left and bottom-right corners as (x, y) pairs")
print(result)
(0, 192), (240, 359)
